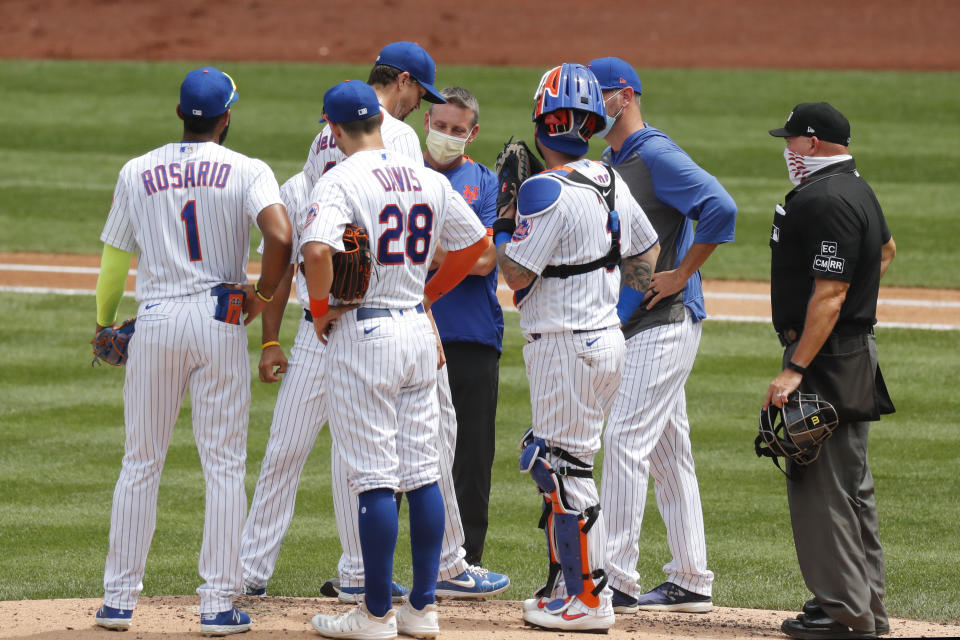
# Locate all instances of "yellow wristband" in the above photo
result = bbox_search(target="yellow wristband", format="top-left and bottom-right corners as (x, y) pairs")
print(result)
(261, 340), (280, 351)
(255, 281), (274, 303)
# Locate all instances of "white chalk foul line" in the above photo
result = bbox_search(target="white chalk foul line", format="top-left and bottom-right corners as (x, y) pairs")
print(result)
(3, 285), (957, 331)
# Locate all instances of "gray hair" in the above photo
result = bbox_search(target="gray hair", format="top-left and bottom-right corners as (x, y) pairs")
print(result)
(432, 86), (479, 127)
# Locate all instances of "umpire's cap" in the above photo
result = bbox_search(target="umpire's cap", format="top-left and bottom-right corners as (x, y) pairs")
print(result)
(769, 102), (851, 145)
(375, 41), (446, 104)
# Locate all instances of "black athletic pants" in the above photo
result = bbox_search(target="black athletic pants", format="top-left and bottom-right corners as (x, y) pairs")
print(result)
(444, 341), (500, 566)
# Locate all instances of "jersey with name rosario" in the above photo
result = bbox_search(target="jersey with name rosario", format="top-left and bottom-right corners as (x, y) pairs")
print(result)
(427, 158), (504, 352)
(101, 141), (282, 301)
(505, 159), (658, 335)
(302, 108), (424, 186)
(301, 148), (486, 310)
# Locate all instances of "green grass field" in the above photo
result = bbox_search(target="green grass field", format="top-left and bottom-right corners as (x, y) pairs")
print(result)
(1, 60), (959, 286)
(1, 294), (958, 622)
(1, 59), (959, 623)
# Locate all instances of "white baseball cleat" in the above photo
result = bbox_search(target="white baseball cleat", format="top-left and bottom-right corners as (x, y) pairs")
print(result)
(310, 602), (397, 639)
(522, 597), (614, 633)
(395, 601), (439, 639)
(523, 596), (550, 613)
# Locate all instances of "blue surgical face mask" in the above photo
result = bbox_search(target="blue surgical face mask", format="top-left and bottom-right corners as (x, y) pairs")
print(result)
(599, 89), (626, 138)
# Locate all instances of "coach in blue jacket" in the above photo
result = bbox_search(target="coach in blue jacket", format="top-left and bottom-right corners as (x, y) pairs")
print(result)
(588, 57), (737, 614)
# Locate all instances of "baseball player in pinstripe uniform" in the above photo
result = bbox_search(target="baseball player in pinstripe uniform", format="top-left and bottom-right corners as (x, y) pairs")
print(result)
(495, 63), (659, 633)
(240, 43), (506, 603)
(92, 67), (292, 636)
(587, 57), (738, 614)
(302, 80), (488, 639)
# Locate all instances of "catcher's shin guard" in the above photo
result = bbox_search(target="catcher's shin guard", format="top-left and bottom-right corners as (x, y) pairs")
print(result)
(520, 431), (607, 608)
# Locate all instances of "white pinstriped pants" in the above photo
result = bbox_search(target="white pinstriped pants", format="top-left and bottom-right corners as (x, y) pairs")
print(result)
(240, 317), (328, 589)
(524, 327), (624, 617)
(601, 310), (714, 598)
(333, 363), (467, 587)
(240, 317), (467, 590)
(104, 295), (249, 614)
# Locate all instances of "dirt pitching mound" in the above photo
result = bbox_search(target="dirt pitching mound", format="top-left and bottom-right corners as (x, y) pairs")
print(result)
(3, 596), (960, 639)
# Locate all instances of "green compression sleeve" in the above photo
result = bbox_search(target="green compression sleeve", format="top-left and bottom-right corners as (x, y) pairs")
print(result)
(96, 244), (133, 327)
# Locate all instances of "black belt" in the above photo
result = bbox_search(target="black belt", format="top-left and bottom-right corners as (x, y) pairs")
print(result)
(304, 304), (424, 323)
(777, 323), (874, 347)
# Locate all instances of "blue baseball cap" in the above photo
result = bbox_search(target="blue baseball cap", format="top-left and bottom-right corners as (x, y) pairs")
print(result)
(322, 80), (382, 123)
(375, 41), (446, 104)
(179, 67), (238, 118)
(587, 57), (642, 94)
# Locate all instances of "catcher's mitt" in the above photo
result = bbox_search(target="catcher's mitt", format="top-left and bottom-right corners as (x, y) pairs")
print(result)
(91, 317), (136, 366)
(494, 137), (545, 212)
(331, 223), (372, 302)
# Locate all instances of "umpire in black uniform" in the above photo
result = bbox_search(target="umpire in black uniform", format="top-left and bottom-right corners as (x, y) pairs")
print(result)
(765, 102), (896, 640)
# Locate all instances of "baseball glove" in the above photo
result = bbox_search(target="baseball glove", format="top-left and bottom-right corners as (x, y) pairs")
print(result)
(331, 223), (373, 302)
(91, 317), (136, 366)
(494, 137), (545, 212)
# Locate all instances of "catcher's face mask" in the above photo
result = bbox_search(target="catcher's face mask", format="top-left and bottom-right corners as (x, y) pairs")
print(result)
(755, 392), (839, 478)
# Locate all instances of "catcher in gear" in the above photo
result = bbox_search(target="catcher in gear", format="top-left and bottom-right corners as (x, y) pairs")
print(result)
(494, 62), (660, 634)
(495, 138), (544, 215)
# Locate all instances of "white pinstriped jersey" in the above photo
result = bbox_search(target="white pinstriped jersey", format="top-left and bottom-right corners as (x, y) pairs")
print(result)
(303, 109), (423, 185)
(102, 141), (282, 301)
(300, 148), (485, 309)
(505, 159), (658, 334)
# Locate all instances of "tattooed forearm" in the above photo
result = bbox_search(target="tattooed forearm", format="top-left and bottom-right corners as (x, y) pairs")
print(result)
(622, 253), (655, 292)
(496, 244), (537, 290)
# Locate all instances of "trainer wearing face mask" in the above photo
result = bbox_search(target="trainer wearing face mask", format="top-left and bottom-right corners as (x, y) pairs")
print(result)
(423, 86), (505, 571)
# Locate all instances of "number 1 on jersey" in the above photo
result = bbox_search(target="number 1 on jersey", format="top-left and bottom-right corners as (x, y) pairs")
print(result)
(180, 200), (202, 261)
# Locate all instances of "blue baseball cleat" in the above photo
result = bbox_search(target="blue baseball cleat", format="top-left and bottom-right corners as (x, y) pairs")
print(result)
(435, 565), (510, 599)
(95, 604), (133, 630)
(200, 607), (252, 636)
(635, 581), (713, 613)
(612, 587), (639, 614)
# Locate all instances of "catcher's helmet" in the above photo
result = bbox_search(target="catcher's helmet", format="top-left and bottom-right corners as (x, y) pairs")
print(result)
(532, 63), (610, 156)
(755, 392), (839, 476)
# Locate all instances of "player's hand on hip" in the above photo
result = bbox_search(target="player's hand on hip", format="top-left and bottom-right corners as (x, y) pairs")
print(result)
(312, 303), (359, 344)
(646, 269), (686, 309)
(259, 345), (287, 383)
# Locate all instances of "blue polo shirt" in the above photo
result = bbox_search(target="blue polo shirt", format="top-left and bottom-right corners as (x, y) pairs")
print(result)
(427, 157), (504, 352)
